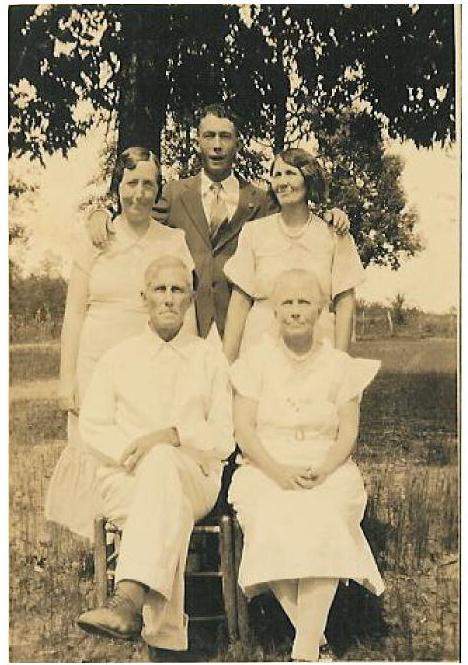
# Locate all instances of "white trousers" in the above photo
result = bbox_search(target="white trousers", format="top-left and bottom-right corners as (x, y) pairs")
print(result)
(98, 445), (221, 650)
(270, 578), (339, 661)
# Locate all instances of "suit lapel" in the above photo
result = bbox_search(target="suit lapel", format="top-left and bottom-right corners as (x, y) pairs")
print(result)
(179, 175), (211, 247)
(212, 182), (261, 252)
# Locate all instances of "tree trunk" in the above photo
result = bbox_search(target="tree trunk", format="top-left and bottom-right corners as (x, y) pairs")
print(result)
(272, 40), (290, 152)
(115, 9), (170, 166)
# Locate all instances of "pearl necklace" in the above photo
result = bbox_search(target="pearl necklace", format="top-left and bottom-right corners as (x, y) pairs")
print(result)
(278, 212), (314, 240)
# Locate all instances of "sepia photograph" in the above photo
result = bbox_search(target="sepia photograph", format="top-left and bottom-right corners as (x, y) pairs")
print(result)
(8, 3), (459, 662)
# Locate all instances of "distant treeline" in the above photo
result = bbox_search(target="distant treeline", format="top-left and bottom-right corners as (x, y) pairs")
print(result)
(355, 301), (457, 340)
(10, 274), (67, 343)
(9, 274), (457, 344)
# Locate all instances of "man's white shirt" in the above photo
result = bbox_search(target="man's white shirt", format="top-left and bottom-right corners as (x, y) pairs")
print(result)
(200, 170), (239, 226)
(79, 323), (234, 466)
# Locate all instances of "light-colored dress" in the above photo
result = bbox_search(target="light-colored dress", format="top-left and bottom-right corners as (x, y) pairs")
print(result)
(45, 216), (194, 540)
(224, 213), (365, 352)
(228, 336), (384, 598)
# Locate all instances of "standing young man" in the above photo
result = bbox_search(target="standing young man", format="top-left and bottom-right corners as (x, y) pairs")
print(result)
(88, 104), (349, 338)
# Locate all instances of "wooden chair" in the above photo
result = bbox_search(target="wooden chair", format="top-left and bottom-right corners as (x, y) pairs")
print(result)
(232, 516), (250, 643)
(94, 512), (242, 642)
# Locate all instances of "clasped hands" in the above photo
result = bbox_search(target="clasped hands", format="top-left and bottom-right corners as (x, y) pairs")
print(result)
(120, 429), (219, 476)
(270, 460), (331, 491)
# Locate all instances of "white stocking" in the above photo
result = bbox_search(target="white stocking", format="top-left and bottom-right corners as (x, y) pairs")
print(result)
(292, 578), (339, 662)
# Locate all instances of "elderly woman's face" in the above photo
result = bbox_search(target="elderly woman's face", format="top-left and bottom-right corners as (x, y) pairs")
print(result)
(119, 160), (159, 224)
(270, 157), (307, 208)
(274, 274), (321, 341)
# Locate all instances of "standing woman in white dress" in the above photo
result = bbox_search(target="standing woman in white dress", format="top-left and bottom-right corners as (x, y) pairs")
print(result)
(45, 147), (195, 541)
(228, 269), (384, 662)
(223, 148), (364, 361)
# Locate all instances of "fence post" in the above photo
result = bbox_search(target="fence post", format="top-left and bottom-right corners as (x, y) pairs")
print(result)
(387, 309), (394, 336)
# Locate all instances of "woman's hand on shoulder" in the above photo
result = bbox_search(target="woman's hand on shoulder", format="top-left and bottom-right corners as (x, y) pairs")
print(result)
(269, 461), (317, 490)
(86, 208), (113, 248)
(323, 208), (350, 235)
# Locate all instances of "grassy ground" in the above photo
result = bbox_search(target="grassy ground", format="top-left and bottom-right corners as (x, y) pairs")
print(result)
(9, 338), (459, 662)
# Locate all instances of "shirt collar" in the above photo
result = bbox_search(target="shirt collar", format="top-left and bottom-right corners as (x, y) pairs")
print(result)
(200, 170), (238, 198)
(276, 335), (329, 365)
(141, 322), (197, 360)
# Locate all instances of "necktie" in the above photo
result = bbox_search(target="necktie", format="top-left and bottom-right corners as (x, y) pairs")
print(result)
(209, 182), (229, 239)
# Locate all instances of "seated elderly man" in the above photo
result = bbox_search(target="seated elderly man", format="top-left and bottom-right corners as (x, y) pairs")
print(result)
(76, 255), (234, 653)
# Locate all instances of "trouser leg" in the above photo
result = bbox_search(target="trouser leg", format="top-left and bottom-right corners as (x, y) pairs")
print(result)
(104, 445), (220, 649)
(291, 578), (339, 662)
(142, 546), (191, 650)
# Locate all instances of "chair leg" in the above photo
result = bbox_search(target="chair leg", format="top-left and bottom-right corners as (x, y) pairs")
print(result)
(219, 514), (238, 642)
(94, 515), (108, 606)
(233, 516), (250, 643)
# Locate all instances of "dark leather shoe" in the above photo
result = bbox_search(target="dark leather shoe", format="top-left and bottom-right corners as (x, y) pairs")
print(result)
(147, 646), (191, 662)
(77, 591), (142, 640)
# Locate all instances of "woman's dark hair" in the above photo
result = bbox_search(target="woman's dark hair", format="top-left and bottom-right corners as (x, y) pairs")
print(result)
(270, 148), (328, 205)
(111, 146), (162, 203)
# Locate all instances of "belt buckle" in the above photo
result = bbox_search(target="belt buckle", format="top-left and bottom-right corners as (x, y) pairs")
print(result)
(295, 427), (305, 441)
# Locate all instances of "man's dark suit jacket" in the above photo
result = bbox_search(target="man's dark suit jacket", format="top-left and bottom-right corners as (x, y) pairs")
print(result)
(153, 174), (277, 338)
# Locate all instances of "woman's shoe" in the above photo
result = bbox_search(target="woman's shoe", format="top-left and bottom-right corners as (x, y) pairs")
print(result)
(318, 645), (336, 662)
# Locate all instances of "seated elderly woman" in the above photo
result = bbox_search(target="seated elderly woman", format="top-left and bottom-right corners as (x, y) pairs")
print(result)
(228, 268), (384, 662)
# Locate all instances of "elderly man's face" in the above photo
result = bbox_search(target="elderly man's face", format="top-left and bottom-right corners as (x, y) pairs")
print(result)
(143, 266), (192, 339)
(274, 274), (322, 342)
(198, 114), (238, 182)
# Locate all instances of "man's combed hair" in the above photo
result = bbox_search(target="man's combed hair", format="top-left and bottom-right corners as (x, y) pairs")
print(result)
(196, 103), (241, 135)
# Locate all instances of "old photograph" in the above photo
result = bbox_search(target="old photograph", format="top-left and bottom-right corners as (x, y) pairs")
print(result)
(8, 4), (459, 662)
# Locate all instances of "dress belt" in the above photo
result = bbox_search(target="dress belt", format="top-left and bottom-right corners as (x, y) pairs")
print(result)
(259, 424), (334, 443)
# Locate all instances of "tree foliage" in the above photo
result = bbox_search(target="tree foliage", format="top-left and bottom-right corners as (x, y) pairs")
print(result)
(313, 109), (422, 269)
(9, 4), (455, 161)
(8, 4), (453, 270)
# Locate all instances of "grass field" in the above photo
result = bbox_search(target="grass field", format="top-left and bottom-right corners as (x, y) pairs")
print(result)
(9, 337), (459, 662)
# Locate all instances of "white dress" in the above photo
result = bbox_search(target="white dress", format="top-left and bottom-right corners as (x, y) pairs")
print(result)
(228, 336), (384, 598)
(224, 213), (365, 352)
(45, 217), (194, 540)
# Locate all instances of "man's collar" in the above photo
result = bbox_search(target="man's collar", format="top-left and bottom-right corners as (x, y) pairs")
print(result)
(200, 170), (238, 195)
(142, 322), (197, 359)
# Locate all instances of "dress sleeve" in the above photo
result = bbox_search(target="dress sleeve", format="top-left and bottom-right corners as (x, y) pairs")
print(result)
(72, 227), (99, 275)
(229, 343), (266, 401)
(223, 223), (256, 297)
(175, 229), (195, 273)
(331, 232), (365, 299)
(336, 355), (381, 406)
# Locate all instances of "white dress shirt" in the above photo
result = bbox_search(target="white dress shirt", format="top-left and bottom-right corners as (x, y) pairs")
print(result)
(200, 170), (240, 225)
(79, 324), (234, 466)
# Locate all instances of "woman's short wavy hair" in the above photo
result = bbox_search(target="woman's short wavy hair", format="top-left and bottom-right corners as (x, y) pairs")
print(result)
(111, 146), (162, 203)
(270, 148), (328, 206)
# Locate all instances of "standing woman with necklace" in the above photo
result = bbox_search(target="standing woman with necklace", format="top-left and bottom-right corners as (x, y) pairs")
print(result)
(223, 148), (364, 362)
(45, 147), (195, 541)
